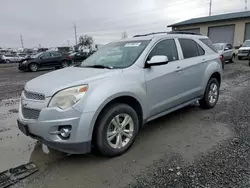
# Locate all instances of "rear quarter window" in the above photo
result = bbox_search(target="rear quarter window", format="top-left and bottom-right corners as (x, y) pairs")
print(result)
(200, 38), (217, 52)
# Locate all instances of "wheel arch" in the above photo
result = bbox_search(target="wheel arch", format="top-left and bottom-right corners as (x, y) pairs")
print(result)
(91, 95), (144, 145)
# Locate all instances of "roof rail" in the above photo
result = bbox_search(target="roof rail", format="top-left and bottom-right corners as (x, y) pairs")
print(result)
(133, 31), (201, 38)
(167, 31), (201, 35)
(133, 32), (168, 38)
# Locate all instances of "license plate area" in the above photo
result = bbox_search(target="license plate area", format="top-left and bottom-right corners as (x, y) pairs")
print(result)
(17, 120), (29, 136)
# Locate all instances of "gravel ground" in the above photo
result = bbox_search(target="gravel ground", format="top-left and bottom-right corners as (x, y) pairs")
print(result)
(0, 67), (50, 100)
(129, 63), (250, 188)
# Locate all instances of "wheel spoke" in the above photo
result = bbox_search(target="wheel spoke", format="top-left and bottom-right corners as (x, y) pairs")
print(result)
(122, 130), (132, 139)
(121, 115), (132, 128)
(111, 117), (120, 128)
(107, 131), (117, 141)
(115, 133), (123, 149)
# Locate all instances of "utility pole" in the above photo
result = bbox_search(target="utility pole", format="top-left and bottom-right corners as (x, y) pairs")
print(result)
(245, 0), (247, 11)
(67, 40), (70, 46)
(209, 0), (212, 16)
(20, 35), (24, 48)
(74, 24), (77, 45)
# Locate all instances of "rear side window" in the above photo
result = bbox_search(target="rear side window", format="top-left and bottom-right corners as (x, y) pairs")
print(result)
(148, 39), (179, 62)
(179, 39), (200, 59)
(197, 44), (205, 55)
(200, 38), (217, 52)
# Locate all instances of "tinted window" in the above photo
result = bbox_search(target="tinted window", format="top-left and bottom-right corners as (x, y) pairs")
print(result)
(226, 44), (232, 49)
(40, 52), (51, 58)
(148, 39), (178, 62)
(200, 38), (217, 52)
(51, 52), (61, 57)
(197, 44), (205, 55)
(179, 39), (200, 58)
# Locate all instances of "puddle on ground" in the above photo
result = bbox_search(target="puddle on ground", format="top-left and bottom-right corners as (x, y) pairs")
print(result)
(0, 98), (66, 173)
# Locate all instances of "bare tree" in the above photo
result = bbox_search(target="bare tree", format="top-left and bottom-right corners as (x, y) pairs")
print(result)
(121, 31), (128, 39)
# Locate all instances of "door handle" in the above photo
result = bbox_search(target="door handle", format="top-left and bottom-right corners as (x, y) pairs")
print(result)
(175, 66), (182, 72)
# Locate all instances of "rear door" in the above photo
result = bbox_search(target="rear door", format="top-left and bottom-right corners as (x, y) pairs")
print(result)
(175, 38), (206, 102)
(50, 52), (63, 66)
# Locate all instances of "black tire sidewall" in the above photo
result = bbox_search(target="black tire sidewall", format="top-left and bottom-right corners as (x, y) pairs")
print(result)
(29, 63), (38, 72)
(202, 78), (220, 108)
(96, 103), (139, 157)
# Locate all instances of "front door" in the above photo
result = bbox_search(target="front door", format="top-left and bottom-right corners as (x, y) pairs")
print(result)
(39, 52), (55, 67)
(144, 38), (183, 117)
(223, 44), (233, 61)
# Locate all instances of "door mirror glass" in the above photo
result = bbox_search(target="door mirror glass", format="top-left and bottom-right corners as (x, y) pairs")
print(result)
(224, 47), (229, 51)
(147, 55), (168, 66)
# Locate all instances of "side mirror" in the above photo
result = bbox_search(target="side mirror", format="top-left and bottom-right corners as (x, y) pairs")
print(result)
(224, 47), (230, 51)
(147, 55), (168, 67)
(39, 56), (43, 59)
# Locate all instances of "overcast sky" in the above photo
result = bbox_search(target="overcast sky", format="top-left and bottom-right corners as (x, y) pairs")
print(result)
(0, 0), (248, 48)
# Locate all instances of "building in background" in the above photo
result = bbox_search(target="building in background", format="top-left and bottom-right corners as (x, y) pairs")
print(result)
(168, 11), (250, 47)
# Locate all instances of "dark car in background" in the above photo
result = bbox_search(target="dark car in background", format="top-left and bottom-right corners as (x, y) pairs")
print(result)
(18, 51), (72, 72)
(68, 51), (88, 63)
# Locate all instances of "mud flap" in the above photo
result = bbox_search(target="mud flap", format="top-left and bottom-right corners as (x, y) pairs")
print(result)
(0, 162), (38, 188)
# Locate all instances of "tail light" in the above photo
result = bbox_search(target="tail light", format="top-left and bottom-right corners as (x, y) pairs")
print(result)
(219, 55), (223, 63)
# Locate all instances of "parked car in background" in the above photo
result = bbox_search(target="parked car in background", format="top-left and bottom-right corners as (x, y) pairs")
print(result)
(68, 51), (88, 63)
(17, 53), (29, 60)
(0, 55), (5, 64)
(237, 40), (250, 60)
(213, 43), (235, 68)
(17, 32), (222, 157)
(1, 54), (21, 63)
(18, 51), (72, 72)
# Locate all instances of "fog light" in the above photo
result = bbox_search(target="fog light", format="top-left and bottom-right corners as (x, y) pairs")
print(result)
(59, 126), (71, 139)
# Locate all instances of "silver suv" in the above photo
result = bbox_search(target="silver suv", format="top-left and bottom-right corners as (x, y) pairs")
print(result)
(18, 32), (222, 157)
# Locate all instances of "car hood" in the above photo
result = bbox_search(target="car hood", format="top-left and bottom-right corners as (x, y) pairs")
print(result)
(239, 47), (250, 50)
(25, 67), (122, 97)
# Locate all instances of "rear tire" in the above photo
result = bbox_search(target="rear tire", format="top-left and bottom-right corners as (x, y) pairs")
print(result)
(95, 103), (139, 157)
(199, 78), (220, 109)
(230, 54), (235, 63)
(61, 61), (69, 68)
(28, 63), (38, 72)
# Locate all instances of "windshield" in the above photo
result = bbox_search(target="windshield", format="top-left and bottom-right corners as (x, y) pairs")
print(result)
(213, 44), (224, 51)
(80, 40), (150, 68)
(31, 52), (43, 58)
(242, 41), (250, 47)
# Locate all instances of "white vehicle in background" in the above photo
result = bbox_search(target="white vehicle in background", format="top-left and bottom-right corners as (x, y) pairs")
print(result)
(237, 40), (250, 60)
(1, 54), (23, 63)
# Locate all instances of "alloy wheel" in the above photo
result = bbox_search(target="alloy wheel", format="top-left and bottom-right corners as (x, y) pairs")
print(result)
(208, 83), (218, 104)
(106, 113), (134, 149)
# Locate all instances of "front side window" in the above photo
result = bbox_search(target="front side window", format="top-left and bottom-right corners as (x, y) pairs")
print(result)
(81, 40), (150, 68)
(148, 39), (179, 62)
(179, 38), (200, 59)
(51, 52), (62, 57)
(226, 44), (232, 49)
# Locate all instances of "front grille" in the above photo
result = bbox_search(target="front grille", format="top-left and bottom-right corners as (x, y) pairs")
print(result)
(22, 107), (41, 120)
(238, 50), (249, 53)
(24, 90), (45, 101)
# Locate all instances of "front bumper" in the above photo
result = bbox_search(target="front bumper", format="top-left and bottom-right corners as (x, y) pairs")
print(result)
(17, 94), (95, 154)
(18, 63), (28, 70)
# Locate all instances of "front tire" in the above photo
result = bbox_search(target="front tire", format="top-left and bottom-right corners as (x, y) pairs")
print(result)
(29, 63), (38, 72)
(95, 103), (139, 157)
(5, 60), (10, 64)
(199, 78), (220, 109)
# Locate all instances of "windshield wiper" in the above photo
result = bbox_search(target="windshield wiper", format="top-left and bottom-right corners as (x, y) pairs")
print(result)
(82, 65), (113, 69)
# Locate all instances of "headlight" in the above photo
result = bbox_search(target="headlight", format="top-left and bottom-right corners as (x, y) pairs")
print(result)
(48, 85), (88, 109)
(22, 60), (27, 64)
